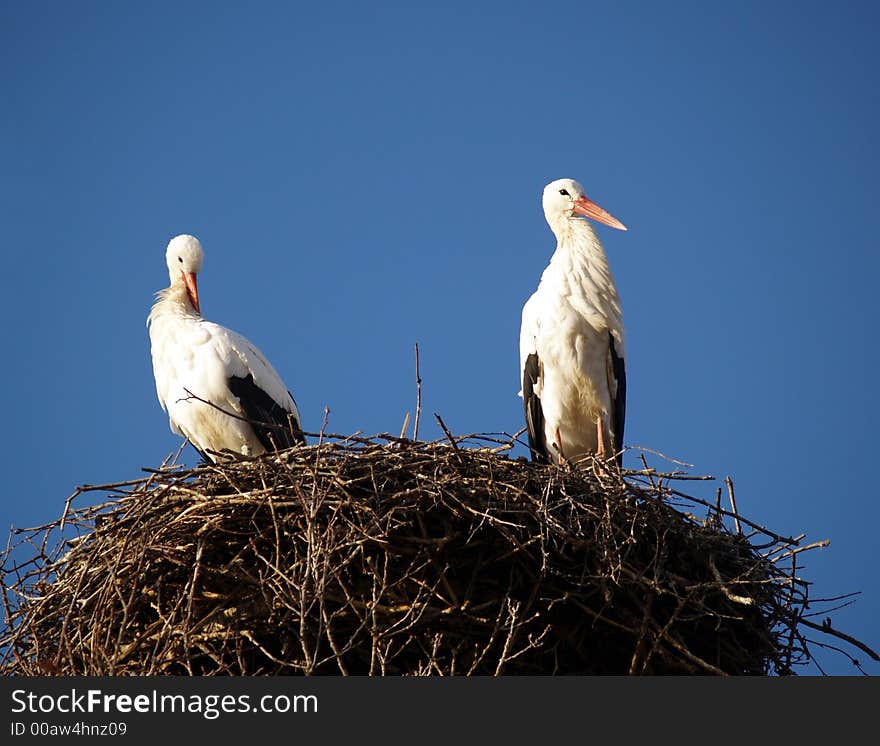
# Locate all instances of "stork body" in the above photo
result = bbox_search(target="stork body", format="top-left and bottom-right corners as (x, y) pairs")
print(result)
(519, 179), (627, 466)
(148, 234), (304, 461)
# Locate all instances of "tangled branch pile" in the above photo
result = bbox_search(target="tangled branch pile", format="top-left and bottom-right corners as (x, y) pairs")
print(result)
(1, 433), (874, 675)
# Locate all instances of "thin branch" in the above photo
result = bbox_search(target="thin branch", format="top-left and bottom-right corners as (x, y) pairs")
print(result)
(795, 616), (880, 662)
(434, 413), (463, 463)
(414, 342), (422, 441)
(725, 476), (741, 536)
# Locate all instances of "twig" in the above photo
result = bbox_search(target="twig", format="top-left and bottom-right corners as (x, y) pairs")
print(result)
(665, 488), (799, 546)
(796, 616), (880, 662)
(414, 342), (422, 441)
(177, 388), (302, 445)
(626, 445), (695, 468)
(434, 413), (463, 463)
(318, 407), (330, 445)
(725, 476), (741, 536)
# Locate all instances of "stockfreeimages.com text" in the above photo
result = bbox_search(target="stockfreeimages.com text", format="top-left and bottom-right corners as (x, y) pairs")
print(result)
(10, 689), (317, 720)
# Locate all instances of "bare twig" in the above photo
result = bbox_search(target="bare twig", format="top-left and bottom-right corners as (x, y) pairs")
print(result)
(177, 388), (302, 450)
(434, 414), (463, 463)
(796, 616), (880, 662)
(725, 476), (741, 536)
(414, 342), (422, 441)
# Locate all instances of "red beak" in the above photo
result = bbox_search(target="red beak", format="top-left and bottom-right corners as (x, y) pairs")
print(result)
(573, 195), (627, 231)
(182, 272), (200, 314)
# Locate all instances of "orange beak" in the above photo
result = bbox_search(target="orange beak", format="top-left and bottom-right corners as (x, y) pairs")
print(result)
(573, 195), (627, 231)
(181, 272), (200, 314)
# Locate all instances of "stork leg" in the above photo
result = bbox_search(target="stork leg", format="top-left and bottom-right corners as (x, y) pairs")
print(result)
(591, 416), (619, 478)
(554, 428), (574, 470)
(553, 428), (565, 458)
(595, 417), (607, 459)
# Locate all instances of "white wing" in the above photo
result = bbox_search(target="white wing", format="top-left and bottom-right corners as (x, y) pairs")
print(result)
(150, 313), (303, 457)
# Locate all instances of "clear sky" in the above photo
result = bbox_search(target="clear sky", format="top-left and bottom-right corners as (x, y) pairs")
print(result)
(2, 1), (878, 675)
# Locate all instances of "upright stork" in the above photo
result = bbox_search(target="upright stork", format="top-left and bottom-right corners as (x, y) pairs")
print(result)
(519, 178), (628, 467)
(148, 234), (305, 461)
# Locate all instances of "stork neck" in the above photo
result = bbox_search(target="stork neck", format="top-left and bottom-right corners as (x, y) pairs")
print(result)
(541, 216), (623, 327)
(149, 284), (201, 321)
(549, 217), (608, 271)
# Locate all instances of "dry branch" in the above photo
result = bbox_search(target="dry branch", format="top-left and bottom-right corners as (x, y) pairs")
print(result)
(1, 433), (875, 676)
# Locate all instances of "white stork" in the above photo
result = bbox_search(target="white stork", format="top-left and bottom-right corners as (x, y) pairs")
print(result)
(148, 234), (305, 462)
(519, 178), (628, 467)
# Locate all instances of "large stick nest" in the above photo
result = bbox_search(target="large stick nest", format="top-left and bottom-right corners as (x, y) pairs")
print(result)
(1, 433), (875, 675)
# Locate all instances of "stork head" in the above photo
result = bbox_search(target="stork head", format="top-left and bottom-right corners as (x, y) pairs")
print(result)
(165, 234), (204, 314)
(542, 178), (627, 231)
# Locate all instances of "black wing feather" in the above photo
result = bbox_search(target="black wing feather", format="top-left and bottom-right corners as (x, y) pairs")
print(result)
(228, 374), (306, 452)
(608, 332), (626, 467)
(184, 440), (214, 465)
(522, 352), (549, 463)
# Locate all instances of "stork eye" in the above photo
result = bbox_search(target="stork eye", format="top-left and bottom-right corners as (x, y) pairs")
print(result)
(178, 257), (183, 263)
(559, 189), (570, 196)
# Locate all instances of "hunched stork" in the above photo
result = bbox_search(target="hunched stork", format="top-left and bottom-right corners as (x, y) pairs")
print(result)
(148, 234), (305, 461)
(519, 178), (628, 467)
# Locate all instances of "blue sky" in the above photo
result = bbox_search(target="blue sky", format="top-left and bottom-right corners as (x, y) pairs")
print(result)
(2, 1), (878, 675)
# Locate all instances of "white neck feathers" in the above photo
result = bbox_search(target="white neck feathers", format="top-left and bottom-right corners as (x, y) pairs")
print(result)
(542, 216), (624, 336)
(147, 284), (200, 328)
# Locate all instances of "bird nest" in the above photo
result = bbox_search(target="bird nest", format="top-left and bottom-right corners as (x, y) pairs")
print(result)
(1, 432), (875, 675)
